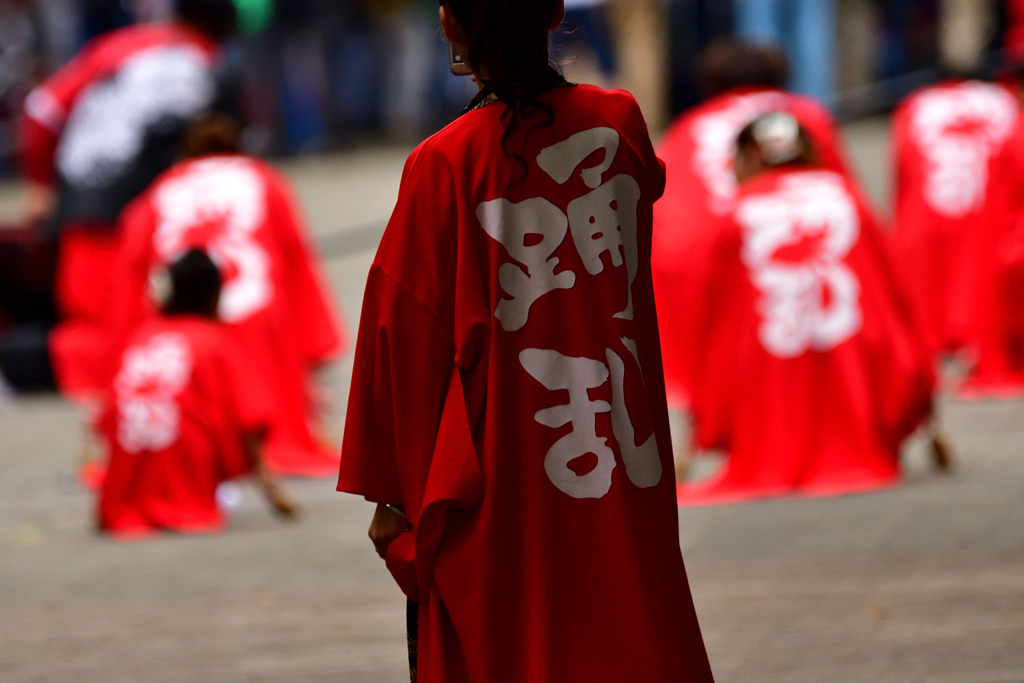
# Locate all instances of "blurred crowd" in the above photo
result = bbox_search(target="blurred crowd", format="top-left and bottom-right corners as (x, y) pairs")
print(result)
(4, 0), (1024, 173)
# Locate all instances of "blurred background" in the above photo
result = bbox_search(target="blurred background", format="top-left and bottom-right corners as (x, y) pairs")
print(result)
(1, 1), (1023, 681)
(0, 0), (1020, 171)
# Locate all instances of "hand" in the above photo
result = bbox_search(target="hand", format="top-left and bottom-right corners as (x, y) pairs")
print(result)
(368, 503), (408, 560)
(267, 486), (300, 520)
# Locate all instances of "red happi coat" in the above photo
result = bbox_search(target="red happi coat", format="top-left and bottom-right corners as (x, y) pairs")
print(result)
(18, 23), (222, 397)
(652, 86), (854, 406)
(961, 116), (1024, 395)
(338, 85), (713, 682)
(892, 80), (1020, 358)
(98, 316), (271, 536)
(109, 155), (345, 476)
(681, 168), (933, 506)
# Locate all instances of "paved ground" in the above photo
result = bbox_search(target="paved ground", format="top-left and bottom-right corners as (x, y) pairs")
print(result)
(1, 119), (1023, 682)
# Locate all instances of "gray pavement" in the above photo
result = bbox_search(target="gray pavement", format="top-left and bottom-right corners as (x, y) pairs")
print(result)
(1, 119), (1023, 681)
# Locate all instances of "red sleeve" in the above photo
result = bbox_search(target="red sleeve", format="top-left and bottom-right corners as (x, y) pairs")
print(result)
(614, 89), (666, 201)
(265, 168), (346, 364)
(101, 195), (158, 387)
(203, 331), (274, 481)
(18, 37), (108, 185)
(854, 199), (934, 449)
(220, 335), (275, 436)
(689, 218), (746, 450)
(337, 267), (454, 508)
(337, 141), (460, 510)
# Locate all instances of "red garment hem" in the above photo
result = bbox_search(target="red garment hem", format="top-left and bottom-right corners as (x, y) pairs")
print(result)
(676, 473), (902, 507)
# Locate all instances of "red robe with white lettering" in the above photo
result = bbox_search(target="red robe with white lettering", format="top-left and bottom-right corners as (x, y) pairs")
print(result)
(892, 80), (1019, 358)
(108, 155), (345, 476)
(98, 315), (271, 536)
(680, 168), (933, 505)
(960, 115), (1024, 395)
(652, 86), (855, 406)
(18, 23), (221, 397)
(337, 84), (713, 682)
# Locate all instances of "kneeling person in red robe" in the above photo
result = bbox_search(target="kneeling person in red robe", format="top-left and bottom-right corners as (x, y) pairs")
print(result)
(98, 249), (297, 536)
(652, 41), (856, 407)
(107, 114), (346, 477)
(679, 113), (935, 506)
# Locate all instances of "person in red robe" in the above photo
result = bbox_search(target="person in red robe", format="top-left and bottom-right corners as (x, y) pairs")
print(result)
(678, 113), (935, 506)
(105, 114), (346, 477)
(17, 0), (237, 398)
(960, 81), (1024, 396)
(652, 40), (856, 408)
(891, 78), (1019, 361)
(336, 1), (714, 681)
(98, 249), (297, 537)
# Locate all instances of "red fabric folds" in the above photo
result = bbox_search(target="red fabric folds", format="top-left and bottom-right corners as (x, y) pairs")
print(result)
(680, 168), (934, 506)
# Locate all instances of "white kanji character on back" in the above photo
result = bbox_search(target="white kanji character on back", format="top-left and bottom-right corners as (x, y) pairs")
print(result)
(520, 348), (615, 499)
(477, 197), (576, 332)
(521, 345), (662, 499)
(539, 127), (643, 320)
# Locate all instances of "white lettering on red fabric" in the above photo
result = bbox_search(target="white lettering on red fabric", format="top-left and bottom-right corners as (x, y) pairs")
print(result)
(57, 45), (214, 188)
(153, 159), (272, 323)
(537, 126), (620, 189)
(521, 345), (662, 499)
(736, 172), (862, 358)
(910, 82), (1018, 217)
(115, 333), (193, 454)
(482, 126), (662, 499)
(477, 197), (576, 332)
(520, 348), (615, 499)
(566, 174), (642, 319)
(478, 127), (643, 327)
(605, 349), (661, 488)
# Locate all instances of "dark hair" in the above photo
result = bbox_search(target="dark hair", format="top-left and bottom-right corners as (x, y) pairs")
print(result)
(181, 112), (242, 158)
(175, 0), (238, 42)
(442, 0), (562, 161)
(697, 40), (789, 99)
(163, 248), (222, 317)
(736, 112), (815, 169)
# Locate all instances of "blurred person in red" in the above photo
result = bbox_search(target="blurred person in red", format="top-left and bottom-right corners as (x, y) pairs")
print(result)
(337, 0), (714, 680)
(105, 113), (346, 477)
(891, 76), (1019, 363)
(958, 56), (1024, 395)
(98, 248), (297, 537)
(18, 0), (238, 399)
(677, 113), (935, 506)
(652, 40), (855, 410)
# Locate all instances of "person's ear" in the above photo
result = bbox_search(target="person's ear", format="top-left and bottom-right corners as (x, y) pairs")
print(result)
(549, 0), (566, 30)
(439, 5), (464, 45)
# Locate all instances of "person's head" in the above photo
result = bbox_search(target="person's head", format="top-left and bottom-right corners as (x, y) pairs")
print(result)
(439, 0), (565, 103)
(181, 112), (243, 158)
(734, 112), (814, 184)
(174, 0), (238, 42)
(697, 40), (789, 100)
(161, 248), (222, 318)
